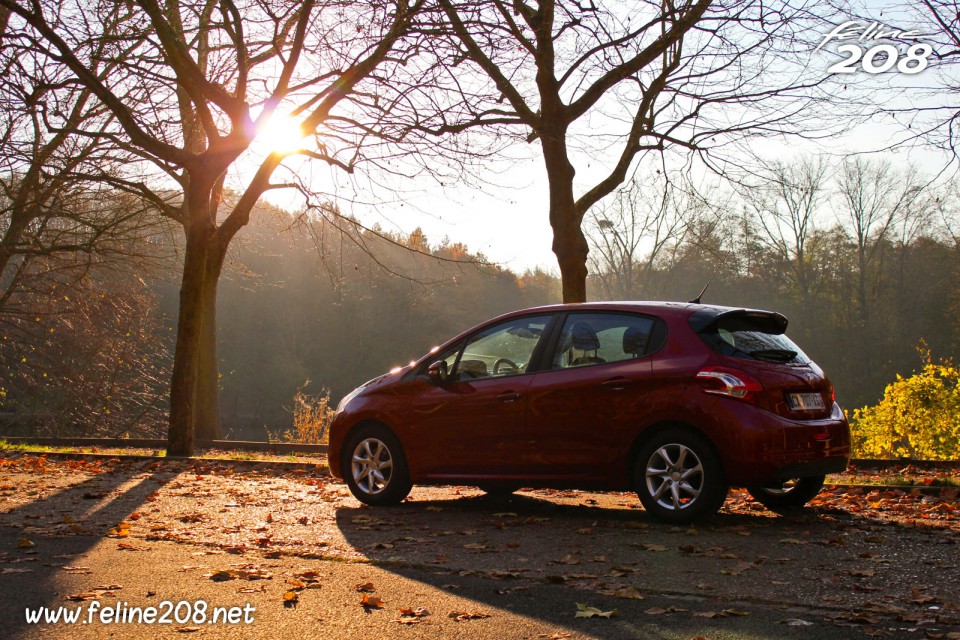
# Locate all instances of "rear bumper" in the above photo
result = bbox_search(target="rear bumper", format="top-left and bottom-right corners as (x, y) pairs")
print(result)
(713, 401), (851, 485)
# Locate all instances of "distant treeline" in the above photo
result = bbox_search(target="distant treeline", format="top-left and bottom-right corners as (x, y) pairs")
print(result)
(2, 157), (958, 438)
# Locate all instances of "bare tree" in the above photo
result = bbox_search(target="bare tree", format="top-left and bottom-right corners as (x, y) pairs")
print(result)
(867, 1), (960, 158)
(837, 157), (927, 326)
(0, 11), (163, 309)
(379, 0), (842, 302)
(740, 156), (830, 303)
(587, 175), (692, 300)
(1, 0), (419, 454)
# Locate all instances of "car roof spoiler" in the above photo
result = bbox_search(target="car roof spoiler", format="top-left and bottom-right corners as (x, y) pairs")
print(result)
(688, 307), (789, 335)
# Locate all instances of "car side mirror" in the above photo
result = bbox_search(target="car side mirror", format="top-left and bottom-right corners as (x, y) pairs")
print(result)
(427, 360), (449, 384)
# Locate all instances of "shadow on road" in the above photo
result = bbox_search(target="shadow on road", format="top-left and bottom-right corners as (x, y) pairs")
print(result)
(0, 458), (179, 637)
(333, 487), (958, 639)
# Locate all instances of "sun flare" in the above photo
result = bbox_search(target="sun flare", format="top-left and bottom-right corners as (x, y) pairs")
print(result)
(256, 114), (307, 155)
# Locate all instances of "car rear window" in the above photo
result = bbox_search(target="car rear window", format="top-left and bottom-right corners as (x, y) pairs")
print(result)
(697, 313), (810, 365)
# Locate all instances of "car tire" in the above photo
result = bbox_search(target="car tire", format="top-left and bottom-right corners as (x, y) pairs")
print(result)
(747, 476), (825, 511)
(634, 429), (728, 524)
(477, 484), (520, 497)
(342, 424), (412, 506)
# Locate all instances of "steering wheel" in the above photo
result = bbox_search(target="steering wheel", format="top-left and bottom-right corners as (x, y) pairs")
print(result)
(492, 358), (520, 375)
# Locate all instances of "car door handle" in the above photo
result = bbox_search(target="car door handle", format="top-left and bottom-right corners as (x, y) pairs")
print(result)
(601, 377), (633, 390)
(497, 391), (521, 403)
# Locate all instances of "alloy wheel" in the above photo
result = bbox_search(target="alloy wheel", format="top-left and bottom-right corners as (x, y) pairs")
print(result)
(644, 443), (704, 511)
(351, 437), (394, 495)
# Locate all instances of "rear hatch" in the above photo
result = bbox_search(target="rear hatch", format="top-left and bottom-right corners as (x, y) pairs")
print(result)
(690, 308), (834, 420)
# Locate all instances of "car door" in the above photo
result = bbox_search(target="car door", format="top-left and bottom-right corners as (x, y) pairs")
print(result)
(525, 312), (662, 480)
(405, 314), (555, 479)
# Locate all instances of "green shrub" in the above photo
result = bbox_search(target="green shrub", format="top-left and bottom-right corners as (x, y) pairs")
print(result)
(851, 346), (960, 460)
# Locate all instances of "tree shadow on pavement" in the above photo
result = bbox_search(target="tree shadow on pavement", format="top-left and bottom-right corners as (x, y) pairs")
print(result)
(0, 457), (179, 637)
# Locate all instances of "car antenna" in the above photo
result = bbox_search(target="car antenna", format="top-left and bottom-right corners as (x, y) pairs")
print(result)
(689, 272), (716, 304)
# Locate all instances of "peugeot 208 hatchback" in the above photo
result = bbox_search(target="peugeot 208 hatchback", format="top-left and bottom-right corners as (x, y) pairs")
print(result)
(328, 302), (851, 523)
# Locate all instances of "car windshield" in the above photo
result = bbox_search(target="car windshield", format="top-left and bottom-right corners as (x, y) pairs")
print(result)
(698, 314), (810, 364)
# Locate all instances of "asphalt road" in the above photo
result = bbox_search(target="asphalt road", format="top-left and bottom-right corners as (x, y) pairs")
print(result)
(0, 455), (958, 639)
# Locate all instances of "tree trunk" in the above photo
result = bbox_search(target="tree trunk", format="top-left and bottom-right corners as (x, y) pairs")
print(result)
(542, 132), (589, 303)
(554, 224), (589, 303)
(195, 240), (225, 441)
(167, 226), (210, 456)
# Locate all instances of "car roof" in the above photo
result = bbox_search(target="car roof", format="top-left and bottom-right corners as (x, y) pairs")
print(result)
(497, 300), (775, 320)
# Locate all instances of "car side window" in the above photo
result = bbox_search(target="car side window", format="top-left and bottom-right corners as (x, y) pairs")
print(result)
(551, 313), (656, 369)
(454, 315), (551, 380)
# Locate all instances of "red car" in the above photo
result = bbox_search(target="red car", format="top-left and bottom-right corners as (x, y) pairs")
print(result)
(328, 302), (850, 523)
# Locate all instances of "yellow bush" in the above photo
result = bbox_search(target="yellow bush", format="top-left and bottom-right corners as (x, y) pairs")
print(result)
(851, 347), (960, 460)
(281, 386), (335, 444)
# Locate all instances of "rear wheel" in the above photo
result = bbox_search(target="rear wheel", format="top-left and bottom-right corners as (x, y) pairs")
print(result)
(342, 425), (412, 506)
(747, 476), (825, 511)
(634, 429), (728, 524)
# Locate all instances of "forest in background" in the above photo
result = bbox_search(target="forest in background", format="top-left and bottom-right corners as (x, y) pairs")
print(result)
(2, 155), (958, 439)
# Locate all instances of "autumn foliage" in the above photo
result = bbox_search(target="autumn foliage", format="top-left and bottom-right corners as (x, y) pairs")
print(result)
(281, 387), (336, 445)
(851, 346), (960, 460)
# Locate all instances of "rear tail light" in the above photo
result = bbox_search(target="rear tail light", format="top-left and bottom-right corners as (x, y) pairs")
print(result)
(696, 366), (763, 403)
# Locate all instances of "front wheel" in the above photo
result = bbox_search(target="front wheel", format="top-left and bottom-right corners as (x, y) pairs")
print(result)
(634, 429), (728, 524)
(342, 425), (412, 506)
(747, 476), (825, 511)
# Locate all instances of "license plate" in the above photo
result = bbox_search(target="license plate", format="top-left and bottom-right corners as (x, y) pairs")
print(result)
(787, 392), (825, 411)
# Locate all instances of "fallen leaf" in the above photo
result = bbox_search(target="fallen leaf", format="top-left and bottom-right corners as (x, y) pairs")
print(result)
(66, 593), (99, 601)
(644, 606), (686, 615)
(17, 538), (35, 549)
(612, 587), (644, 600)
(911, 587), (937, 604)
(394, 606), (430, 624)
(360, 594), (384, 609)
(694, 611), (725, 618)
(449, 610), (492, 621)
(575, 603), (617, 618)
(355, 582), (375, 592)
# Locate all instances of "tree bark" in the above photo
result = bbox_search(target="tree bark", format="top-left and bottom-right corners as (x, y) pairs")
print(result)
(167, 225), (210, 456)
(542, 131), (589, 303)
(168, 173), (220, 456)
(195, 239), (225, 441)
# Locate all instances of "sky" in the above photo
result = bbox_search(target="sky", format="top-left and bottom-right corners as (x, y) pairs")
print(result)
(247, 0), (954, 276)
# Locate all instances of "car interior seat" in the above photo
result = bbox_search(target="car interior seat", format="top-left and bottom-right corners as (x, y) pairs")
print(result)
(569, 321), (606, 366)
(622, 325), (649, 358)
